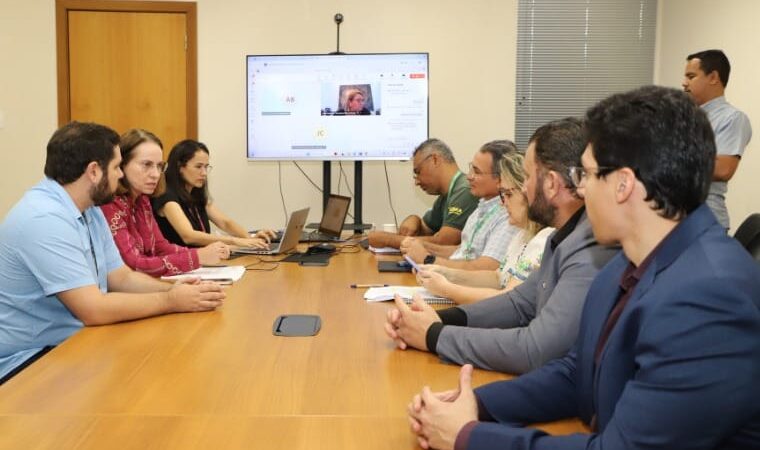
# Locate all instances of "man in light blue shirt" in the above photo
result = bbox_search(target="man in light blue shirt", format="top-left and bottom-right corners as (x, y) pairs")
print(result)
(683, 49), (752, 229)
(0, 122), (227, 384)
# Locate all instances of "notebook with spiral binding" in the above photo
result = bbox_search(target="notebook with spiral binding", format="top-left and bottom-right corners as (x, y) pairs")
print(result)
(363, 286), (455, 305)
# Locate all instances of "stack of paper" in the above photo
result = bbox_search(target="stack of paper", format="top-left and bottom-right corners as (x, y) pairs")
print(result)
(368, 245), (402, 255)
(363, 286), (454, 305)
(161, 265), (246, 285)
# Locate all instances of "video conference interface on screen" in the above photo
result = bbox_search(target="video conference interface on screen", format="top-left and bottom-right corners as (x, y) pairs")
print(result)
(246, 53), (429, 160)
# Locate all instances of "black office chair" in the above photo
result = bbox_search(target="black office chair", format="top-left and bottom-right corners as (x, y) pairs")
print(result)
(733, 213), (760, 263)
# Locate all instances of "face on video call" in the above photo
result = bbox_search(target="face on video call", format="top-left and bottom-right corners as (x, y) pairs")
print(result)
(347, 93), (365, 112)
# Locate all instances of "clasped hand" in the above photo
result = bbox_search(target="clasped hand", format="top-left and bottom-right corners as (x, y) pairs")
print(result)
(169, 278), (226, 312)
(407, 364), (479, 450)
(384, 293), (441, 351)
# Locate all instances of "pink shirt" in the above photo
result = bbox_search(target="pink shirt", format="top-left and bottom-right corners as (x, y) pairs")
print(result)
(100, 195), (199, 277)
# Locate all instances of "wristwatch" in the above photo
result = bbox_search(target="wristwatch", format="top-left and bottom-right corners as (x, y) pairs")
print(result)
(423, 254), (436, 265)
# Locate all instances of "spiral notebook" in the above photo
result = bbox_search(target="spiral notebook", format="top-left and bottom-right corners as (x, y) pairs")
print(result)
(363, 286), (455, 305)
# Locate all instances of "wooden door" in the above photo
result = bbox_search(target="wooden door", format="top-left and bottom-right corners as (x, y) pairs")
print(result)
(56, 0), (197, 158)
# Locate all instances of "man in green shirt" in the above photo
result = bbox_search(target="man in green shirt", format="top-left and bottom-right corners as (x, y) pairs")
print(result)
(368, 138), (478, 249)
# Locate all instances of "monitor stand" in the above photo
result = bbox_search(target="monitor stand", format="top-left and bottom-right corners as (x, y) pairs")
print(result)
(314, 161), (372, 232)
(319, 21), (371, 231)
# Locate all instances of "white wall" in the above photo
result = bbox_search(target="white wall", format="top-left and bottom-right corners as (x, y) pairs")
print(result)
(656, 0), (759, 231)
(197, 0), (517, 229)
(0, 0), (518, 230)
(0, 1), (58, 215)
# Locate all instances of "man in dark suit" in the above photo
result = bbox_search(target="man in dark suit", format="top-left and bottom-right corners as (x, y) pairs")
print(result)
(406, 85), (760, 450)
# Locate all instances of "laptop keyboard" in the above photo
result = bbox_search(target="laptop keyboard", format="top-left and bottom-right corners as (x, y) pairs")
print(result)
(245, 242), (277, 251)
(270, 230), (339, 243)
(304, 231), (340, 242)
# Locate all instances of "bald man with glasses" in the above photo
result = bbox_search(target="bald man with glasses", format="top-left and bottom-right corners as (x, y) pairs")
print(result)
(368, 138), (478, 249)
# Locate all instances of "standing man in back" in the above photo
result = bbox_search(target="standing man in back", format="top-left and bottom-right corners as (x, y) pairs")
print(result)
(368, 138), (478, 249)
(683, 49), (752, 230)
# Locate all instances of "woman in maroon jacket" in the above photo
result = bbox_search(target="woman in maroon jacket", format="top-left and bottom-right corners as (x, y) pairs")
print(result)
(100, 129), (230, 277)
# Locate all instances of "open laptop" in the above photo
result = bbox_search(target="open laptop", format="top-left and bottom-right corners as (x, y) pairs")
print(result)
(305, 194), (351, 242)
(271, 194), (351, 243)
(233, 208), (309, 255)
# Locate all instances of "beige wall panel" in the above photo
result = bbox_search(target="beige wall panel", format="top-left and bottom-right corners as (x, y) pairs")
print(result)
(0, 1), (58, 216)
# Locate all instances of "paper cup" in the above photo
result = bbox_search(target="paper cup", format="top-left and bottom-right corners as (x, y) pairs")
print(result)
(382, 223), (398, 233)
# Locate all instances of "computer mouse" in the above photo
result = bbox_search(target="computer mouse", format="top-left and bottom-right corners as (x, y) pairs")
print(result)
(318, 243), (336, 251)
(308, 243), (336, 254)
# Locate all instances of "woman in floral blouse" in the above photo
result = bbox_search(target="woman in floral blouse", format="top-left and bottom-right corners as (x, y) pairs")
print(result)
(416, 152), (553, 304)
(100, 129), (231, 277)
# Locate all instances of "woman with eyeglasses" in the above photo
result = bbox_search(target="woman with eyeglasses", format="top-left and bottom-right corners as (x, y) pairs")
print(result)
(336, 88), (371, 115)
(416, 152), (554, 304)
(152, 139), (273, 249)
(100, 129), (231, 277)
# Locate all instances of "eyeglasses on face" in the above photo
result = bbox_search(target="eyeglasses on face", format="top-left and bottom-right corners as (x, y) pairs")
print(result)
(413, 154), (434, 177)
(498, 187), (519, 202)
(189, 163), (213, 173)
(137, 160), (167, 174)
(468, 163), (498, 178)
(567, 166), (619, 188)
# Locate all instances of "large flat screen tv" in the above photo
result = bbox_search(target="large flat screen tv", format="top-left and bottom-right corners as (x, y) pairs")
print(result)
(246, 53), (429, 161)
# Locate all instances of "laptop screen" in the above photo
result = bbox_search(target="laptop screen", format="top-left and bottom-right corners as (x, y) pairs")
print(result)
(319, 195), (351, 235)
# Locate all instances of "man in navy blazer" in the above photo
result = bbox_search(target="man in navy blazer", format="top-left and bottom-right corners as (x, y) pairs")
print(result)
(406, 86), (760, 450)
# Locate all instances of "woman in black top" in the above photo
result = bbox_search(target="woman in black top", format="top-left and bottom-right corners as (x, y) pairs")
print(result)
(152, 140), (274, 248)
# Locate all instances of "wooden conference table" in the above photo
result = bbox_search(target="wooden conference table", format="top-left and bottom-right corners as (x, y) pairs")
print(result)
(0, 244), (587, 449)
